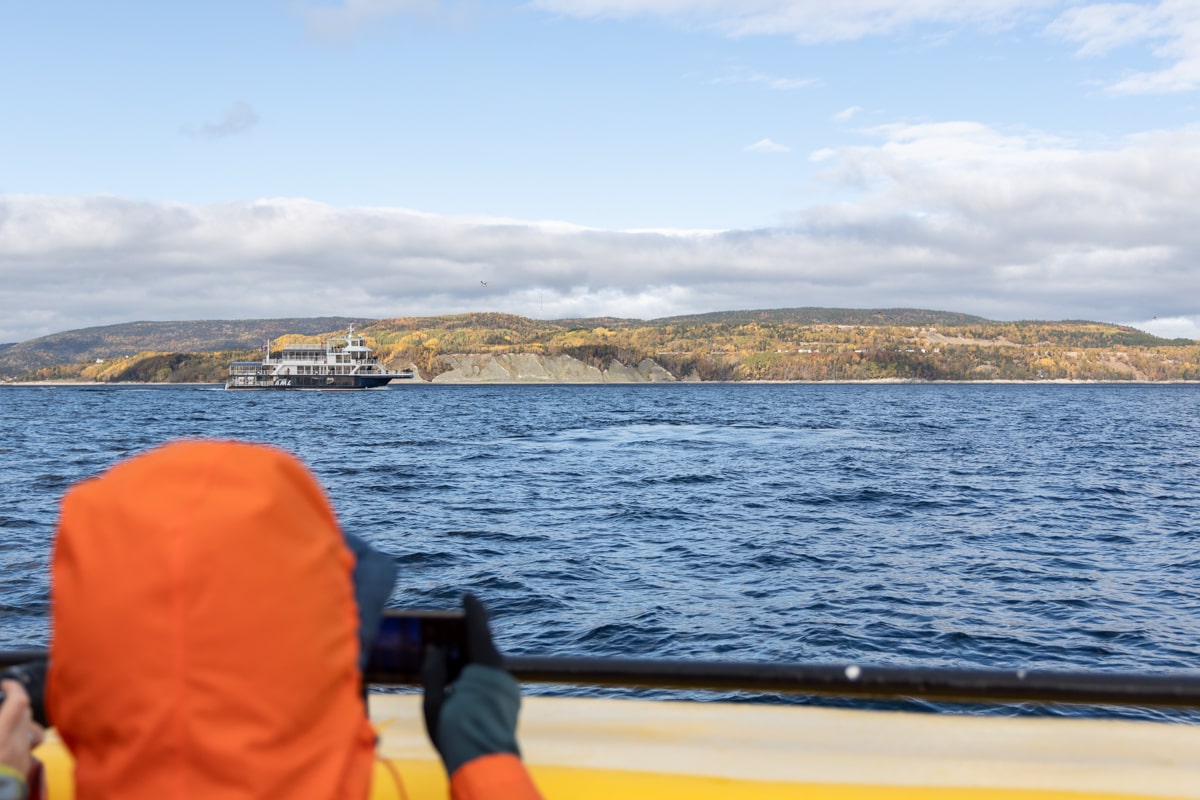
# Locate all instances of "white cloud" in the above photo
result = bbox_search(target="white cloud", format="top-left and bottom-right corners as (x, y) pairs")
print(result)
(744, 138), (792, 153)
(1123, 315), (1200, 340)
(296, 2), (1200, 96)
(833, 105), (863, 122)
(295, 1), (1200, 97)
(798, 120), (1200, 318)
(3, 119), (1200, 342)
(1045, 2), (1162, 57)
(529, 0), (1055, 43)
(711, 66), (817, 89)
(301, 0), (444, 37)
(1047, 0), (1200, 94)
(195, 102), (260, 138)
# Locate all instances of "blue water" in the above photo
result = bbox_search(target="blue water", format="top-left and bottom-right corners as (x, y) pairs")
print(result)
(3, 383), (1199, 720)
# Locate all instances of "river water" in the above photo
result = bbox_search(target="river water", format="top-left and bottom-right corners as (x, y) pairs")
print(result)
(2, 383), (1198, 720)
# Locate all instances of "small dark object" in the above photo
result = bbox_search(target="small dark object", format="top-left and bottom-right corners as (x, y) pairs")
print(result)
(420, 593), (502, 748)
(0, 659), (49, 728)
(368, 609), (467, 684)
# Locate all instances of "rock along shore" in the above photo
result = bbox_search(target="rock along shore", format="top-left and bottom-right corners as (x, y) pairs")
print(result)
(429, 353), (692, 383)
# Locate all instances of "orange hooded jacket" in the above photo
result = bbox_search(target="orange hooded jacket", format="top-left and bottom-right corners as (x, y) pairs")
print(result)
(48, 440), (377, 800)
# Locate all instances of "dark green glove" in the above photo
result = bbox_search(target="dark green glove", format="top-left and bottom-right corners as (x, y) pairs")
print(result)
(421, 593), (522, 775)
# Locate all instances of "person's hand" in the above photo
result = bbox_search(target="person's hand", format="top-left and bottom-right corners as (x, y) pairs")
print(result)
(421, 594), (522, 775)
(0, 679), (44, 778)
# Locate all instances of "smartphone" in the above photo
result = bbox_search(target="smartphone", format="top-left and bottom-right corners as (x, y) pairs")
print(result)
(367, 609), (467, 683)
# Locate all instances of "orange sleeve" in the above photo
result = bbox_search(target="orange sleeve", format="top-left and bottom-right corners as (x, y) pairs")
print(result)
(450, 753), (543, 800)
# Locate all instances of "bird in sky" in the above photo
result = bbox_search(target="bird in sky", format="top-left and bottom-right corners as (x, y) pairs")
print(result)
(480, 281), (488, 287)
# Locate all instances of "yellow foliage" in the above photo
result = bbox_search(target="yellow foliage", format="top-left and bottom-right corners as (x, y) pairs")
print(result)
(273, 333), (320, 347)
(87, 352), (166, 381)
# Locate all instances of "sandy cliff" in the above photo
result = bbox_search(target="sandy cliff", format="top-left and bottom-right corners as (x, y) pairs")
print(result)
(429, 353), (688, 383)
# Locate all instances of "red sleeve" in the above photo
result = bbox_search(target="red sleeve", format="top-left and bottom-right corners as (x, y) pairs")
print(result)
(450, 753), (543, 800)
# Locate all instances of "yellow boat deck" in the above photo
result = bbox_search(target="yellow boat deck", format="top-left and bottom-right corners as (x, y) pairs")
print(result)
(36, 694), (1200, 798)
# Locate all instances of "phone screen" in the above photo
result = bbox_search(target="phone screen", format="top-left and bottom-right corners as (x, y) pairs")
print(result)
(367, 609), (467, 683)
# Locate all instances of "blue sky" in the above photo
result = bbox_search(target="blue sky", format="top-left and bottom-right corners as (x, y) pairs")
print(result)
(3, 0), (1200, 342)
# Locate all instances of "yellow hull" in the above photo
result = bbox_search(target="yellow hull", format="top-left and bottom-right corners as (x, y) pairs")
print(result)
(37, 694), (1200, 799)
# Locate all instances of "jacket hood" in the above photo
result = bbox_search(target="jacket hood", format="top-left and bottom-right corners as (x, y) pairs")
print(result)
(48, 440), (377, 800)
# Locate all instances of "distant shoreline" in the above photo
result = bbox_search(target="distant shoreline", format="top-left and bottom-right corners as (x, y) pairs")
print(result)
(0, 381), (222, 387)
(3, 379), (1199, 387)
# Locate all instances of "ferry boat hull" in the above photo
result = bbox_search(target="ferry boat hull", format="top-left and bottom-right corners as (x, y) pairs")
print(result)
(225, 373), (399, 390)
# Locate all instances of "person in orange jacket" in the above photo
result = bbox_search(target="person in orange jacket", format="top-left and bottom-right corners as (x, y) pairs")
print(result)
(42, 439), (542, 800)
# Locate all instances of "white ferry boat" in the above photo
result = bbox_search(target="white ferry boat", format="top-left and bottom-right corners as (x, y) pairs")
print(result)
(225, 325), (414, 390)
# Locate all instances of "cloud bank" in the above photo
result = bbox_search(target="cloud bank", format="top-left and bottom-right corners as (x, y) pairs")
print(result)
(4, 119), (1200, 343)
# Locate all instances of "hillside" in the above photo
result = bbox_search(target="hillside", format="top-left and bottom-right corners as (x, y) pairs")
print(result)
(0, 317), (369, 376)
(3, 309), (1198, 383)
(644, 308), (993, 327)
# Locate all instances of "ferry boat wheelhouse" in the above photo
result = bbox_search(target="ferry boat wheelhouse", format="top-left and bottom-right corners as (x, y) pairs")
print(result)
(225, 325), (414, 390)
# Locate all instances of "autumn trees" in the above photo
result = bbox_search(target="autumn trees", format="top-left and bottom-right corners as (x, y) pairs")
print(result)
(9, 310), (1199, 383)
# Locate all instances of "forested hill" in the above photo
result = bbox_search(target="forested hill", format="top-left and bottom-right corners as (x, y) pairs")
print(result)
(0, 317), (367, 375)
(644, 308), (992, 327)
(4, 308), (1199, 382)
(0, 308), (984, 370)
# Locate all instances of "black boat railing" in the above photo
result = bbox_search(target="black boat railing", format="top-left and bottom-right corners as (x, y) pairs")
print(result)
(5, 648), (1200, 709)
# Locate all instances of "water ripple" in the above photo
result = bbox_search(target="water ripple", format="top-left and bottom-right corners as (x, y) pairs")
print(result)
(1, 383), (1199, 722)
